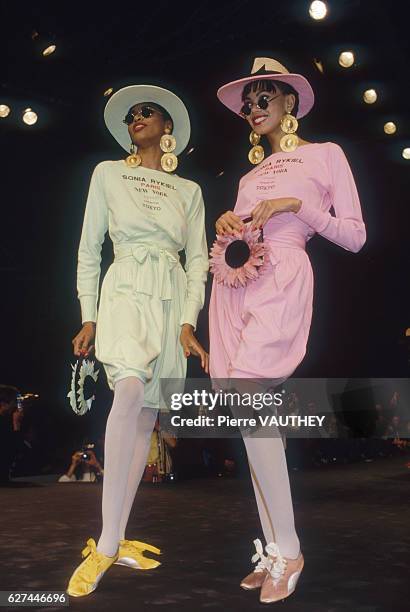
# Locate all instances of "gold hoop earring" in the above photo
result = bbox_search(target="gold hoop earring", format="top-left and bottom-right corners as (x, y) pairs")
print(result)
(279, 113), (299, 152)
(160, 126), (178, 172)
(125, 142), (142, 167)
(248, 131), (265, 165)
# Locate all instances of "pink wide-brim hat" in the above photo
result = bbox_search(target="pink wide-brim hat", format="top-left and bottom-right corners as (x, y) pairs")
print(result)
(217, 57), (315, 119)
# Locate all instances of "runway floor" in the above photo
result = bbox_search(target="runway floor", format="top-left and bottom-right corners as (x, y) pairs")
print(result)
(1, 454), (409, 612)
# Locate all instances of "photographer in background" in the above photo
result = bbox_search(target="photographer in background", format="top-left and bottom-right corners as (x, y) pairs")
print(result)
(58, 442), (104, 483)
(143, 419), (177, 483)
(0, 385), (23, 483)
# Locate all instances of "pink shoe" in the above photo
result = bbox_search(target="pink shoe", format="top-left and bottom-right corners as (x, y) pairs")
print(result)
(259, 542), (304, 604)
(240, 539), (273, 590)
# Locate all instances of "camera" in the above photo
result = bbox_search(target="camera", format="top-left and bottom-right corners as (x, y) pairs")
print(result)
(81, 443), (95, 461)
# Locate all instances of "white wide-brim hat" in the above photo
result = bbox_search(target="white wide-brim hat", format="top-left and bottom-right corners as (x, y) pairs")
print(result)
(104, 85), (191, 155)
(217, 57), (315, 119)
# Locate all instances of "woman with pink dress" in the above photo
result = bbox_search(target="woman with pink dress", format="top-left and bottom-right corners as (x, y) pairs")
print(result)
(209, 57), (366, 604)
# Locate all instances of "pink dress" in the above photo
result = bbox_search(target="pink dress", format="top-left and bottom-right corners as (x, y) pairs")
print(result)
(209, 142), (366, 380)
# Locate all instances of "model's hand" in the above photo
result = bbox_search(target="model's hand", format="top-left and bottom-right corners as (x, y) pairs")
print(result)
(180, 324), (209, 373)
(215, 211), (244, 235)
(72, 322), (96, 357)
(250, 198), (302, 229)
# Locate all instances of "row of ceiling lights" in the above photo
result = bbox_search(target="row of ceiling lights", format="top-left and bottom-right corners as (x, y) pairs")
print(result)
(0, 105), (37, 124)
(0, 4), (408, 160)
(0, 30), (56, 126)
(309, 2), (408, 158)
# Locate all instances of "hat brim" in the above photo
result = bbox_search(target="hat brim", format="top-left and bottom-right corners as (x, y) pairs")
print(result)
(217, 73), (314, 119)
(104, 85), (191, 155)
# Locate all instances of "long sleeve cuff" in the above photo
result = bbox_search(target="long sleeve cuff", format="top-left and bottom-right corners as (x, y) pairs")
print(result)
(180, 299), (202, 331)
(80, 296), (98, 324)
(294, 200), (331, 233)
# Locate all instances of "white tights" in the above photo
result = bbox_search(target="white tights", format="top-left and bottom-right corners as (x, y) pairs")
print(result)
(243, 435), (300, 559)
(96, 377), (158, 557)
(96, 376), (299, 560)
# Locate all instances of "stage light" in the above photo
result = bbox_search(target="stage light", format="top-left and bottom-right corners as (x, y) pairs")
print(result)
(22, 108), (38, 125)
(313, 58), (324, 73)
(383, 122), (396, 135)
(0, 104), (10, 118)
(104, 88), (113, 97)
(402, 148), (410, 160)
(363, 89), (377, 104)
(309, 1), (327, 20)
(186, 147), (195, 155)
(42, 44), (56, 56)
(216, 171), (225, 177)
(339, 51), (354, 68)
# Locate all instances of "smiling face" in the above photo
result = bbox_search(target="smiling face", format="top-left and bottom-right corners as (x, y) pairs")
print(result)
(126, 102), (173, 149)
(241, 82), (296, 136)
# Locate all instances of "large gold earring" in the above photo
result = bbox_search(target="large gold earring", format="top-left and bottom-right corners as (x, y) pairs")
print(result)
(125, 142), (141, 167)
(248, 131), (265, 165)
(280, 113), (299, 152)
(160, 127), (178, 172)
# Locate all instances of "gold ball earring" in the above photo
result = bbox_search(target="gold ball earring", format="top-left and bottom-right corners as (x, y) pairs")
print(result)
(248, 131), (265, 165)
(279, 112), (299, 152)
(160, 126), (178, 172)
(125, 142), (142, 167)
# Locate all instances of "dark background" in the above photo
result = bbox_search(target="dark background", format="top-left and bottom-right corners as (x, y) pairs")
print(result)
(1, 0), (409, 449)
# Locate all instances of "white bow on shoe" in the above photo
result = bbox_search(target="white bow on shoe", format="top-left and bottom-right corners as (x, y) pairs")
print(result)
(265, 541), (288, 584)
(251, 538), (274, 573)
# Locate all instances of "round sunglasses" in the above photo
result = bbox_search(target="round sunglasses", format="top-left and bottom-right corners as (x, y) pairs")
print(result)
(240, 93), (281, 116)
(123, 105), (161, 125)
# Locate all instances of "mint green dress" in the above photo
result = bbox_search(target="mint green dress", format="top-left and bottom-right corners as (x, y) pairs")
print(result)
(77, 161), (209, 409)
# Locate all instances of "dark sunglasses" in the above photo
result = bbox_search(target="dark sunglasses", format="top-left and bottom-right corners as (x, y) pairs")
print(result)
(123, 105), (160, 125)
(240, 93), (281, 116)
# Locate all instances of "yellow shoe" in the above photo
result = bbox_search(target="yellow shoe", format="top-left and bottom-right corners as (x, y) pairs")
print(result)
(66, 538), (118, 597)
(114, 539), (161, 570)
